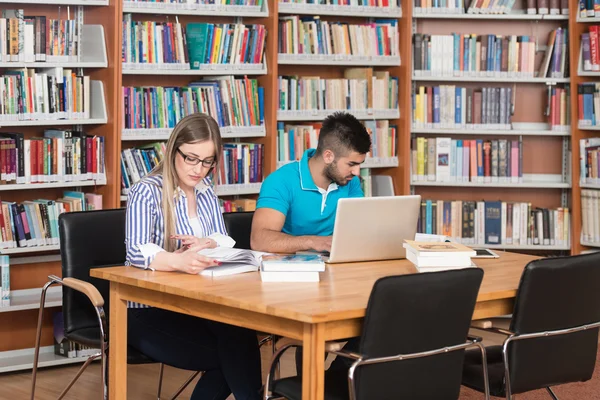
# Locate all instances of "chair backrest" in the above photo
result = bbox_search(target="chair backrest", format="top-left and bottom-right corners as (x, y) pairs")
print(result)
(222, 211), (254, 250)
(355, 268), (484, 400)
(371, 175), (395, 196)
(507, 252), (600, 394)
(59, 209), (127, 337)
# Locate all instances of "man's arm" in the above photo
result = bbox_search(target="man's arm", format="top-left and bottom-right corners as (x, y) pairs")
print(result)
(250, 208), (331, 253)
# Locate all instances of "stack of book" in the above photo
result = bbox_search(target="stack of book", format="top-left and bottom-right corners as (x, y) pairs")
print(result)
(260, 254), (325, 282)
(403, 240), (476, 273)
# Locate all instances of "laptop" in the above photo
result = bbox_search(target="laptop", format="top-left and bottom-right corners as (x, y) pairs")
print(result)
(326, 195), (422, 264)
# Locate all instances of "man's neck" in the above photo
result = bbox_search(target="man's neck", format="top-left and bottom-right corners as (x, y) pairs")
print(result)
(308, 155), (331, 190)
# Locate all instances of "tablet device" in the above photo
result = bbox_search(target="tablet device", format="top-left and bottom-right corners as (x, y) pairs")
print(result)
(472, 248), (500, 258)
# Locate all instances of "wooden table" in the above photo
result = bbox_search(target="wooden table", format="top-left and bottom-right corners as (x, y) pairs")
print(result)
(91, 251), (538, 400)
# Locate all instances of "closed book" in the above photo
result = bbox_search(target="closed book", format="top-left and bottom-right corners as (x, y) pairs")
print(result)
(261, 254), (325, 272)
(403, 240), (476, 257)
(200, 264), (258, 277)
(406, 250), (472, 268)
(260, 270), (320, 282)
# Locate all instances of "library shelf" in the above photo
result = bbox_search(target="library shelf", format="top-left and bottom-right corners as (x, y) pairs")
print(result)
(278, 109), (399, 121)
(0, 286), (61, 314)
(412, 10), (568, 20)
(581, 240), (600, 248)
(278, 2), (402, 17)
(0, 0), (107, 4)
(122, 125), (267, 141)
(0, 345), (93, 374)
(470, 244), (571, 251)
(411, 178), (571, 189)
(120, 196), (128, 202)
(122, 1), (268, 17)
(0, 25), (107, 69)
(0, 245), (60, 255)
(277, 156), (399, 169)
(580, 183), (600, 190)
(412, 74), (569, 84)
(578, 124), (600, 131)
(214, 183), (262, 196)
(576, 15), (600, 23)
(411, 128), (570, 136)
(278, 54), (401, 66)
(122, 63), (267, 76)
(0, 179), (107, 192)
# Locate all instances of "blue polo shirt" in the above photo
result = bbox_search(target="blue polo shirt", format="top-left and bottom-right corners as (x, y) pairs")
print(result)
(257, 149), (364, 236)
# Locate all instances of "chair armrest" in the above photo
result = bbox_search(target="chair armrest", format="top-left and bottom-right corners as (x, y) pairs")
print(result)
(62, 277), (104, 307)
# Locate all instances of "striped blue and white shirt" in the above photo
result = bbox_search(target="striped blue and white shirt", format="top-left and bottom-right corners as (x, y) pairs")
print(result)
(125, 174), (226, 307)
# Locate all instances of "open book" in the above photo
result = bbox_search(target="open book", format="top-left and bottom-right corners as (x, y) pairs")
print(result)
(198, 247), (268, 277)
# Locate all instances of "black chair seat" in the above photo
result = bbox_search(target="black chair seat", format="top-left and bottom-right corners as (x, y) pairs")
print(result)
(66, 327), (102, 348)
(462, 346), (506, 397)
(272, 369), (350, 400)
(127, 346), (156, 365)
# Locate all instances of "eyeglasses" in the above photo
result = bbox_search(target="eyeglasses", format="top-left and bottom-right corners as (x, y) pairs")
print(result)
(177, 148), (216, 168)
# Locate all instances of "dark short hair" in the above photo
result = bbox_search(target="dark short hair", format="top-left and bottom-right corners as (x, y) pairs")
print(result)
(315, 112), (372, 157)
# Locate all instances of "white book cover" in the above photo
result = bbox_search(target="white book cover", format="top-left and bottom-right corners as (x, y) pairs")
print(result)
(435, 137), (452, 182)
(260, 271), (319, 282)
(501, 202), (507, 245)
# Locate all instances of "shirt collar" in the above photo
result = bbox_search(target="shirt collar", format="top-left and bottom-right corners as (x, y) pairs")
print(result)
(299, 149), (339, 192)
(174, 179), (210, 198)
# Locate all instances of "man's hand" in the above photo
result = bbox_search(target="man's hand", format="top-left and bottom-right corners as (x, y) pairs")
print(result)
(309, 236), (332, 252)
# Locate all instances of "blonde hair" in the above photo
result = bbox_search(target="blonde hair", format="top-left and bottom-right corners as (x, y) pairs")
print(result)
(149, 113), (222, 252)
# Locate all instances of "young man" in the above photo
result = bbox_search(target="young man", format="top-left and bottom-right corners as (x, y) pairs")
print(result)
(251, 111), (372, 253)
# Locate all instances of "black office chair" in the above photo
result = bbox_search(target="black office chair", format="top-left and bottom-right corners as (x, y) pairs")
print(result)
(31, 209), (199, 400)
(463, 252), (600, 400)
(264, 268), (490, 400)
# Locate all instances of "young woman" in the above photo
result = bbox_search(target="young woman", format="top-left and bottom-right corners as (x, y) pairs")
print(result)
(125, 113), (262, 400)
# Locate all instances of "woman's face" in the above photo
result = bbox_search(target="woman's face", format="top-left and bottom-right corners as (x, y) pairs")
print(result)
(174, 140), (216, 192)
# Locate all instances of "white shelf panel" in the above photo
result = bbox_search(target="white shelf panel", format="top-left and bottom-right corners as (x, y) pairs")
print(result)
(581, 241), (600, 248)
(578, 123), (600, 131)
(278, 109), (399, 121)
(0, 179), (106, 192)
(279, 54), (400, 66)
(120, 196), (128, 202)
(580, 183), (600, 189)
(412, 74), (569, 83)
(413, 10), (567, 20)
(277, 156), (398, 169)
(412, 174), (570, 189)
(215, 183), (262, 196)
(122, 125), (266, 140)
(122, 63), (267, 75)
(0, 26), (107, 68)
(0, 345), (93, 374)
(411, 127), (569, 136)
(123, 2), (268, 16)
(0, 80), (107, 127)
(470, 244), (570, 251)
(279, 2), (401, 17)
(0, 0), (107, 4)
(0, 287), (61, 314)
(577, 14), (600, 23)
(0, 245), (60, 255)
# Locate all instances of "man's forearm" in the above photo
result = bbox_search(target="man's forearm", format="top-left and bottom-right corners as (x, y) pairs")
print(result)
(251, 229), (319, 253)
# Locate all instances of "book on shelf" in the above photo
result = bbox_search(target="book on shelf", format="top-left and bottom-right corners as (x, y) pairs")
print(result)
(0, 67), (91, 121)
(579, 0), (600, 18)
(360, 168), (372, 197)
(278, 16), (398, 58)
(122, 17), (266, 69)
(416, 199), (570, 247)
(280, 0), (400, 8)
(414, 0), (568, 15)
(277, 120), (396, 164)
(413, 29), (568, 79)
(579, 137), (600, 184)
(278, 69), (399, 113)
(0, 192), (101, 250)
(122, 76), (264, 131)
(411, 137), (522, 184)
(124, 0), (265, 7)
(578, 83), (600, 128)
(0, 11), (83, 63)
(220, 198), (256, 212)
(581, 189), (600, 245)
(0, 255), (8, 306)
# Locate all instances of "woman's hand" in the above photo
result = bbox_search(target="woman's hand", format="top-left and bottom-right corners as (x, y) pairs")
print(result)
(171, 235), (217, 251)
(170, 245), (221, 274)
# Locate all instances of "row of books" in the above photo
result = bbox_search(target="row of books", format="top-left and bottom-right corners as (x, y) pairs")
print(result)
(581, 27), (600, 73)
(412, 137), (522, 183)
(579, 0), (600, 18)
(0, 256), (8, 306)
(360, 169), (372, 197)
(122, 77), (265, 131)
(414, 0), (569, 14)
(121, 142), (264, 193)
(124, 0), (264, 6)
(281, 0), (399, 6)
(0, 191), (102, 250)
(578, 83), (600, 128)
(122, 17), (266, 68)
(0, 68), (90, 121)
(0, 12), (83, 62)
(277, 120), (397, 163)
(0, 130), (105, 185)
(278, 17), (398, 57)
(220, 198), (256, 213)
(412, 85), (513, 129)
(278, 71), (398, 112)
(417, 200), (570, 247)
(413, 29), (569, 79)
(580, 137), (600, 184)
(581, 189), (600, 244)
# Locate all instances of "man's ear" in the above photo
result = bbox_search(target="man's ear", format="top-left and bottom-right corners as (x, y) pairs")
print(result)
(322, 149), (335, 164)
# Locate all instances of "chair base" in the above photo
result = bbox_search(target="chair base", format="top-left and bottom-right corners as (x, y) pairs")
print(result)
(546, 387), (559, 400)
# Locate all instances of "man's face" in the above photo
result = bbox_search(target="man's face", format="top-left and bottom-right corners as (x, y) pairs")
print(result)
(323, 150), (366, 186)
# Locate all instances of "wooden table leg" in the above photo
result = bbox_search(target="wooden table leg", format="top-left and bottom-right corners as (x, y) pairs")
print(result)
(302, 323), (325, 400)
(109, 282), (127, 399)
